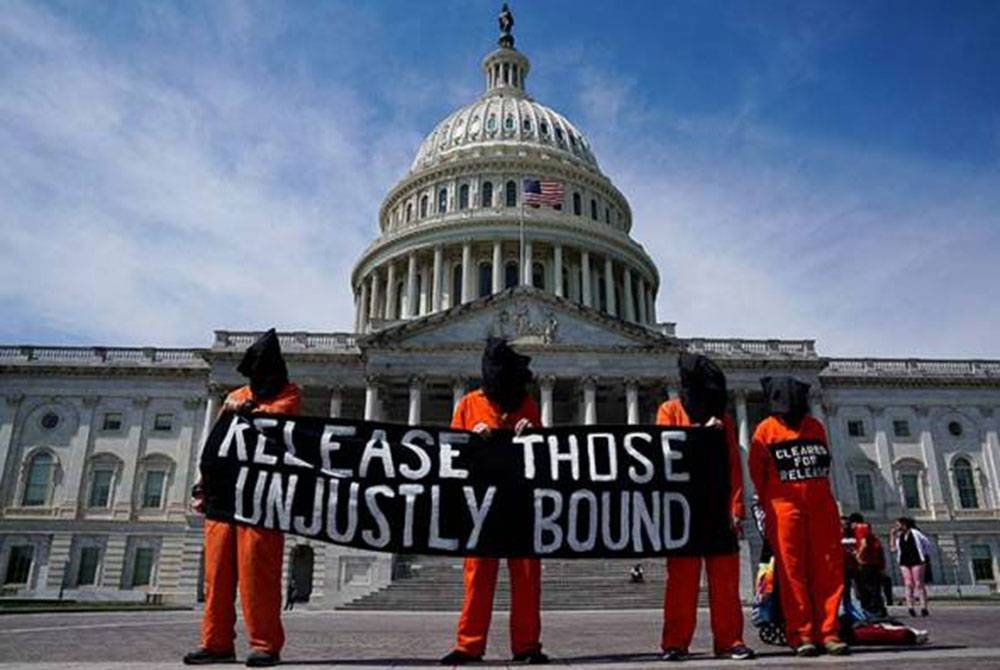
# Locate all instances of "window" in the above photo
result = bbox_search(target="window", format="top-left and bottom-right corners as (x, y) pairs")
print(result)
(415, 273), (423, 315)
(893, 420), (911, 438)
(77, 546), (100, 586)
(142, 470), (167, 509)
(948, 421), (963, 437)
(848, 420), (865, 438)
(102, 412), (123, 431)
(855, 473), (875, 511)
(131, 547), (155, 587)
(419, 195), (428, 218)
(451, 265), (463, 305)
(88, 468), (114, 508)
(572, 192), (582, 216)
(971, 544), (995, 581)
(504, 261), (519, 289)
(555, 127), (564, 144)
(901, 473), (922, 509)
(505, 180), (517, 207)
(394, 281), (404, 317)
(437, 188), (447, 214)
(481, 181), (493, 207)
(405, 203), (412, 223)
(458, 184), (469, 210)
(153, 413), (173, 432)
(486, 115), (497, 131)
(532, 262), (545, 289)
(4, 545), (33, 585)
(540, 121), (549, 136)
(954, 457), (979, 509)
(522, 118), (531, 132)
(504, 115), (514, 131)
(590, 199), (598, 221)
(22, 452), (54, 506)
(605, 207), (610, 224)
(478, 262), (492, 298)
(40, 412), (59, 430)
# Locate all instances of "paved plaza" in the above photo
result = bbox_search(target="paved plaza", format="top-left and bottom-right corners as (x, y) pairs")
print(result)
(2, 604), (1000, 669)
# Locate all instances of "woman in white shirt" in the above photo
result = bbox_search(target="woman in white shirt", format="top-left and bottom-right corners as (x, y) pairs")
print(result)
(890, 517), (933, 617)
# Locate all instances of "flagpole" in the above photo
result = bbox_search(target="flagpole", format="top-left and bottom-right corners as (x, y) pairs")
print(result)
(519, 182), (525, 287)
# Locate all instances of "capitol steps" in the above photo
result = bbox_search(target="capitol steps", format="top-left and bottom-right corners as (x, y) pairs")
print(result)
(341, 556), (708, 610)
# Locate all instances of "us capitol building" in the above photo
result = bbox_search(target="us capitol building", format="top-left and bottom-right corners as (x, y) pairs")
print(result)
(2, 12), (999, 608)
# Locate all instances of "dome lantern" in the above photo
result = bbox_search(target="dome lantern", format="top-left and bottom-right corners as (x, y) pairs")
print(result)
(482, 3), (530, 98)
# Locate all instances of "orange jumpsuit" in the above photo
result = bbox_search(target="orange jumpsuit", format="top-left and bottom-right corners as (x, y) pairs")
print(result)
(452, 389), (543, 658)
(657, 399), (746, 654)
(749, 415), (843, 648)
(201, 383), (301, 656)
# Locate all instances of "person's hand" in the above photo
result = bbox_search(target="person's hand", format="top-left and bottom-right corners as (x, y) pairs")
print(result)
(472, 422), (492, 438)
(704, 416), (724, 429)
(514, 418), (533, 436)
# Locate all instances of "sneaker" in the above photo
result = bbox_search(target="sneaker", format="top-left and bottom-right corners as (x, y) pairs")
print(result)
(440, 650), (483, 665)
(245, 650), (279, 667)
(794, 643), (819, 657)
(182, 648), (236, 665)
(721, 644), (756, 661)
(913, 628), (929, 645)
(512, 650), (550, 664)
(661, 647), (689, 662)
(921, 608), (929, 617)
(908, 607), (917, 617)
(824, 640), (850, 656)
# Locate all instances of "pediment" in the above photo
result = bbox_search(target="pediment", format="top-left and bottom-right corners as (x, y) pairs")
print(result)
(362, 287), (675, 352)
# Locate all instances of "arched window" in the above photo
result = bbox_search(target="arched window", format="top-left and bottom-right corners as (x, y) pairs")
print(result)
(437, 188), (448, 214)
(481, 181), (493, 207)
(504, 261), (519, 288)
(452, 265), (463, 305)
(21, 452), (55, 507)
(532, 262), (546, 289)
(419, 195), (428, 218)
(505, 180), (517, 207)
(478, 262), (493, 297)
(954, 457), (979, 509)
(459, 184), (469, 210)
(405, 203), (413, 223)
(573, 192), (582, 216)
(590, 199), (598, 221)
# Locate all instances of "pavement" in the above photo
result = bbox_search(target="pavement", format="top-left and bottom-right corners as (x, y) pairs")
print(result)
(2, 604), (1000, 669)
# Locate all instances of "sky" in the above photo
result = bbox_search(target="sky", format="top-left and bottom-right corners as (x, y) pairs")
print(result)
(1, 0), (998, 357)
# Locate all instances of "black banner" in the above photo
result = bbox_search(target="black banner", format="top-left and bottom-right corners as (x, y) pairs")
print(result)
(200, 412), (738, 558)
(769, 439), (831, 483)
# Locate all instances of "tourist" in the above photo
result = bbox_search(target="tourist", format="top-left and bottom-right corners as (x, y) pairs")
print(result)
(848, 513), (888, 618)
(630, 563), (645, 584)
(749, 376), (849, 657)
(890, 517), (932, 617)
(658, 353), (755, 662)
(184, 329), (301, 667)
(440, 338), (548, 665)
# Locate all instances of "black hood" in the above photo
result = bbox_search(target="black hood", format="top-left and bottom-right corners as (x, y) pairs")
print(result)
(236, 328), (289, 400)
(678, 353), (728, 424)
(481, 337), (533, 414)
(761, 375), (811, 426)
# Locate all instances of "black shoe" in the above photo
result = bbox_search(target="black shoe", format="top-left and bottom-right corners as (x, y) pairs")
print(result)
(662, 647), (688, 662)
(245, 650), (279, 667)
(183, 648), (236, 665)
(921, 608), (929, 617)
(794, 643), (819, 657)
(440, 650), (483, 665)
(908, 607), (917, 617)
(512, 650), (550, 664)
(719, 644), (756, 660)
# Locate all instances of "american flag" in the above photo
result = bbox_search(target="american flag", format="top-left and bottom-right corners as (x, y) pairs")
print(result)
(523, 178), (564, 209)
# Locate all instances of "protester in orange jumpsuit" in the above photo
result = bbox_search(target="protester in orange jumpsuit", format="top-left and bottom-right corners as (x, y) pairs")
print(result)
(185, 329), (301, 668)
(749, 376), (849, 657)
(441, 338), (548, 665)
(657, 353), (754, 662)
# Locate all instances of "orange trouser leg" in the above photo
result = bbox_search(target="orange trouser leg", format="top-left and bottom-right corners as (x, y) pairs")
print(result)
(807, 505), (845, 644)
(661, 556), (701, 651)
(455, 558), (500, 656)
(236, 526), (285, 654)
(770, 503), (814, 648)
(705, 553), (745, 652)
(201, 520), (238, 653)
(507, 558), (542, 655)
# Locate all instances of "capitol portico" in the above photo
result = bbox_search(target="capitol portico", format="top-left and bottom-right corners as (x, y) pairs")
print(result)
(2, 10), (1000, 609)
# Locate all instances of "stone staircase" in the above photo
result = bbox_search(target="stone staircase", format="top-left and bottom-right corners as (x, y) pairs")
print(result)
(342, 556), (679, 610)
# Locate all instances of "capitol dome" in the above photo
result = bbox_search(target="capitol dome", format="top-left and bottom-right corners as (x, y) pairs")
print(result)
(352, 11), (659, 332)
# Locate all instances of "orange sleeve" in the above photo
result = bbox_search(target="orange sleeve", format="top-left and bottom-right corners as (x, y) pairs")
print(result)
(266, 383), (301, 416)
(451, 395), (469, 431)
(655, 401), (672, 426)
(749, 422), (771, 505)
(725, 417), (746, 519)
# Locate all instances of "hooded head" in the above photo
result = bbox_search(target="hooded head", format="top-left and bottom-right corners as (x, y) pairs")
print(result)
(678, 353), (728, 424)
(236, 328), (289, 400)
(760, 375), (811, 426)
(481, 337), (533, 413)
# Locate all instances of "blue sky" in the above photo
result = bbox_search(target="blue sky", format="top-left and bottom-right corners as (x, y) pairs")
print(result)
(1, 0), (998, 357)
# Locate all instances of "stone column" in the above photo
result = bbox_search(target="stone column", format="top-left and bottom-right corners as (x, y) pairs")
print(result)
(581, 251), (592, 307)
(431, 246), (443, 313)
(735, 389), (755, 501)
(196, 390), (221, 463)
(522, 240), (533, 286)
(368, 270), (381, 323)
(0, 394), (24, 507)
(623, 268), (635, 322)
(407, 377), (423, 426)
(385, 262), (397, 320)
(405, 253), (417, 318)
(553, 245), (564, 297)
(58, 396), (99, 517)
(328, 386), (343, 419)
(358, 281), (370, 332)
(451, 377), (467, 413)
(646, 287), (656, 324)
(539, 376), (555, 428)
(637, 276), (648, 324)
(364, 377), (380, 422)
(583, 377), (597, 426)
(871, 406), (899, 516)
(492, 241), (503, 293)
(461, 242), (472, 303)
(604, 257), (616, 316)
(916, 407), (946, 518)
(625, 379), (639, 425)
